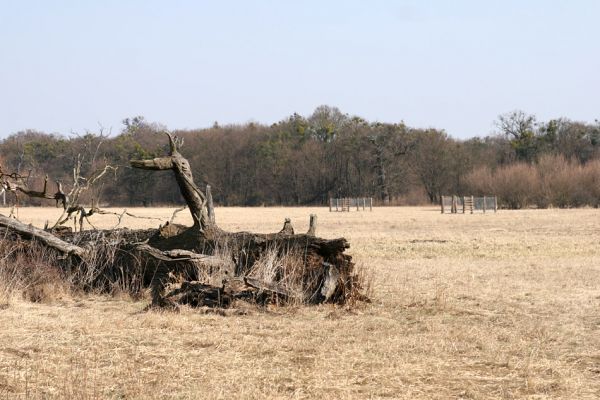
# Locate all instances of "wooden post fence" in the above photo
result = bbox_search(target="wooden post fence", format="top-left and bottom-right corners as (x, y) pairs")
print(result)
(329, 197), (373, 212)
(441, 195), (497, 214)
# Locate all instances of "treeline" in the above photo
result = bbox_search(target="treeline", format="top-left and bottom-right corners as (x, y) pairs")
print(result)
(1, 107), (599, 208)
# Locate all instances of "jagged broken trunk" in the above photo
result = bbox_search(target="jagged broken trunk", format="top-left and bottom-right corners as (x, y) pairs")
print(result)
(0, 132), (363, 309)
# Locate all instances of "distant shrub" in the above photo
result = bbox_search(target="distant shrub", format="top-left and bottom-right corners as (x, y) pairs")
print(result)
(581, 160), (600, 207)
(464, 155), (600, 209)
(492, 163), (539, 209)
(464, 166), (494, 196)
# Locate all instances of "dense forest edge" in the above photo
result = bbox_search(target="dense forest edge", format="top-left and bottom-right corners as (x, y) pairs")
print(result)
(2, 106), (600, 209)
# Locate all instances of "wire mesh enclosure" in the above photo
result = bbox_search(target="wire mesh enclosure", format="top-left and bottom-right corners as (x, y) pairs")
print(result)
(441, 195), (497, 214)
(329, 197), (373, 212)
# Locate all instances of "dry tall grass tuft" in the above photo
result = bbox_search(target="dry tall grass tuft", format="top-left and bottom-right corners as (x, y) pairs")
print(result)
(245, 247), (313, 304)
(0, 230), (151, 307)
(70, 231), (149, 297)
(0, 237), (70, 305)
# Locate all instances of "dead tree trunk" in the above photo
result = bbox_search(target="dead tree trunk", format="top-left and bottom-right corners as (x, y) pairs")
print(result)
(128, 132), (361, 307)
(0, 214), (86, 257)
(130, 132), (212, 231)
(0, 131), (365, 309)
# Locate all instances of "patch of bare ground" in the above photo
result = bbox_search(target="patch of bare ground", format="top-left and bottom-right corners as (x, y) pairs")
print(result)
(1, 206), (599, 399)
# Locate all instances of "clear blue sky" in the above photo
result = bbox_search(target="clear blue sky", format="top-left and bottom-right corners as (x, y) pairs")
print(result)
(1, 0), (598, 139)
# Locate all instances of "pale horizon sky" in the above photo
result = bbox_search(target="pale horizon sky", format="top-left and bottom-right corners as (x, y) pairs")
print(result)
(1, 0), (598, 139)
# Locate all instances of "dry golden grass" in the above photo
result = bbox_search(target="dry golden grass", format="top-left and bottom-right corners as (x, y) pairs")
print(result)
(1, 206), (600, 399)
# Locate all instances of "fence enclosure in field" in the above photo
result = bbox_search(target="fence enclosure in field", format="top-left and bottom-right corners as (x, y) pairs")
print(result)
(441, 195), (497, 214)
(329, 197), (373, 212)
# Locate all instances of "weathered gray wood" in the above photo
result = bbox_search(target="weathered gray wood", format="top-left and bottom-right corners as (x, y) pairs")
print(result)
(135, 243), (228, 266)
(131, 132), (211, 230)
(206, 184), (215, 224)
(307, 214), (317, 236)
(244, 276), (291, 298)
(320, 262), (340, 301)
(0, 214), (86, 257)
(279, 218), (294, 235)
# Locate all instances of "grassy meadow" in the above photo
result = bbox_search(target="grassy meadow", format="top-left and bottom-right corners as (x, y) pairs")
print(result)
(0, 206), (599, 399)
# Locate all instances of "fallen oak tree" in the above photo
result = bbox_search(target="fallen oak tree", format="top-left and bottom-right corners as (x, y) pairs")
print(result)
(0, 132), (366, 309)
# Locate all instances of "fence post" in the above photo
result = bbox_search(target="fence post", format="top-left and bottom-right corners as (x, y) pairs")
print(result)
(336, 198), (339, 212)
(308, 214), (317, 236)
(462, 196), (466, 214)
(470, 195), (474, 214)
(356, 198), (359, 211)
(329, 198), (332, 212)
(441, 196), (445, 214)
(451, 195), (456, 213)
(483, 196), (486, 213)
(494, 196), (498, 213)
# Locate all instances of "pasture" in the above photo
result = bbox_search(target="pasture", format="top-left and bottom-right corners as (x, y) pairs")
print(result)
(1, 206), (599, 399)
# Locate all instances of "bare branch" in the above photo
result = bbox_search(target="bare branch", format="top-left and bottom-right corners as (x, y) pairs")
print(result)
(130, 157), (174, 170)
(170, 205), (187, 224)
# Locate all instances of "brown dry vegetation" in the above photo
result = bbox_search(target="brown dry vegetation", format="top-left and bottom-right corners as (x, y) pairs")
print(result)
(1, 206), (599, 399)
(465, 155), (600, 209)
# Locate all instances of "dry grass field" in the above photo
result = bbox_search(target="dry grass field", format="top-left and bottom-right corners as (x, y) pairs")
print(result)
(1, 206), (599, 399)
